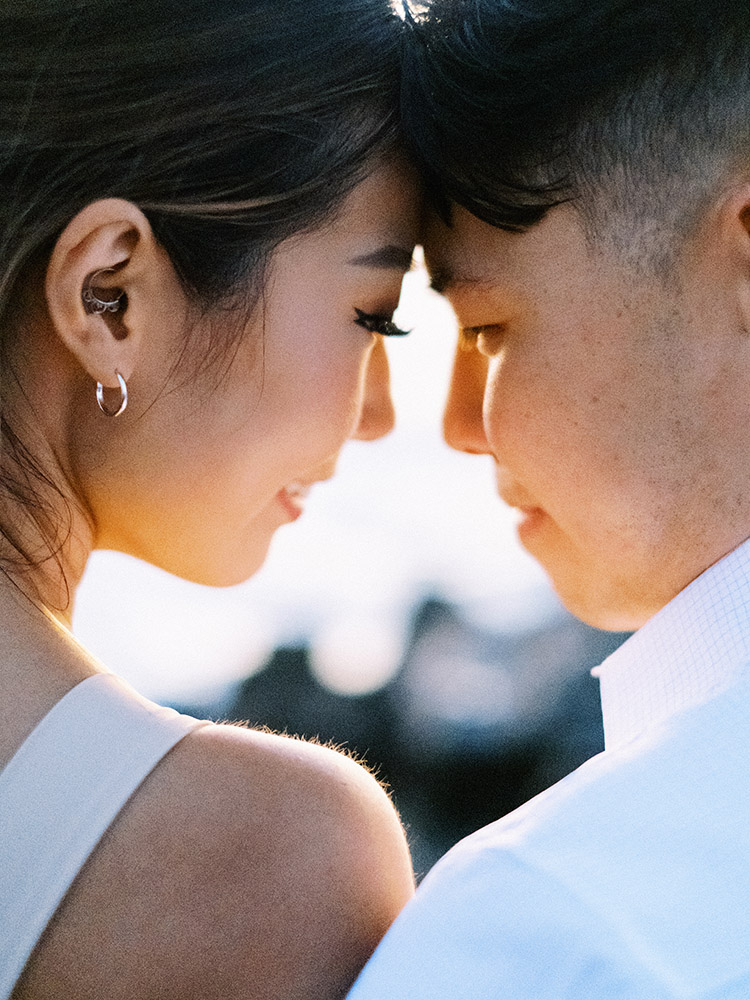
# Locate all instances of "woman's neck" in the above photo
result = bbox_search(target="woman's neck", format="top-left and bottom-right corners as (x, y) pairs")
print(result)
(0, 430), (94, 627)
(0, 570), (104, 767)
(0, 292), (96, 622)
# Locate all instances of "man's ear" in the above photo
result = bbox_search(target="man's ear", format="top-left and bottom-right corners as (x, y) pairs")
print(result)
(44, 198), (181, 389)
(715, 183), (750, 336)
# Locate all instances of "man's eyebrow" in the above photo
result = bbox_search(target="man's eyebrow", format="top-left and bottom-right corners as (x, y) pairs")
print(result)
(428, 267), (491, 295)
(430, 267), (500, 295)
(348, 244), (415, 271)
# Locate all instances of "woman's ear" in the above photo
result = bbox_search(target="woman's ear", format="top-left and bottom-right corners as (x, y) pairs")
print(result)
(44, 198), (183, 390)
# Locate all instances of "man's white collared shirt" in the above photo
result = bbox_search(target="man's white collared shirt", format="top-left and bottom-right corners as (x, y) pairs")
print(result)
(348, 540), (750, 999)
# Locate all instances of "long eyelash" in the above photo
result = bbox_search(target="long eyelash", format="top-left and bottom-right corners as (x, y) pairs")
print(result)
(354, 308), (411, 337)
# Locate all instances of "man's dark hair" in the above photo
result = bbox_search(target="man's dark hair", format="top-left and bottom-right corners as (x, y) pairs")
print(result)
(402, 0), (750, 259)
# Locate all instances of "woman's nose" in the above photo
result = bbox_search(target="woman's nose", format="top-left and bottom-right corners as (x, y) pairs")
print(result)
(352, 337), (396, 442)
(443, 339), (491, 454)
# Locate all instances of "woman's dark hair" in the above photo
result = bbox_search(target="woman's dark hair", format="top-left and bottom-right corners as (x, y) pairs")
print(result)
(1, 0), (403, 314)
(0, 0), (404, 591)
(402, 0), (750, 256)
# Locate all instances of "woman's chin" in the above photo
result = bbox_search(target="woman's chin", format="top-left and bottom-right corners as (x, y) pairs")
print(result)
(126, 537), (276, 590)
(195, 546), (274, 589)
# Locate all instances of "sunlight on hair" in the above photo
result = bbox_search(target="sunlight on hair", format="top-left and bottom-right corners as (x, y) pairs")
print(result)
(397, 0), (428, 18)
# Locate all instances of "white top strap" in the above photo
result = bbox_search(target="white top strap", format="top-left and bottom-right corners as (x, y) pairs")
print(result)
(0, 672), (207, 998)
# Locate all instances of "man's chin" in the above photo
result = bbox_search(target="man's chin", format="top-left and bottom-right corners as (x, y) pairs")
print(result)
(549, 576), (650, 632)
(534, 552), (650, 632)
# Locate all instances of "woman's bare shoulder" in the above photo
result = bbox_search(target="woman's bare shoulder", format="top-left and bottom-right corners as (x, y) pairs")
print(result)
(17, 722), (414, 1000)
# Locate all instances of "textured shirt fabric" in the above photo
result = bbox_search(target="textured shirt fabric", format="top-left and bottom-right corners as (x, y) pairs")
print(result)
(348, 539), (750, 1000)
(0, 672), (207, 1000)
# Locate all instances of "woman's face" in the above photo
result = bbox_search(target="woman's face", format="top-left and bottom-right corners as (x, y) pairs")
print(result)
(75, 159), (420, 585)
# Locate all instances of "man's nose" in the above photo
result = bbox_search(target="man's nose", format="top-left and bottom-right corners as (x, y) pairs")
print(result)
(443, 339), (491, 454)
(352, 337), (396, 442)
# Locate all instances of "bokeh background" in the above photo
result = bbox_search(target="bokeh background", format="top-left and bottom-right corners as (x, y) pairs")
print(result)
(73, 255), (628, 877)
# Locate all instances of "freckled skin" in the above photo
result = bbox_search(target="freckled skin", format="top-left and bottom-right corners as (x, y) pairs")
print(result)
(429, 199), (750, 630)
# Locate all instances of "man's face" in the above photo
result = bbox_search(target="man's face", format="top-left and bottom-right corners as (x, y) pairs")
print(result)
(425, 202), (748, 630)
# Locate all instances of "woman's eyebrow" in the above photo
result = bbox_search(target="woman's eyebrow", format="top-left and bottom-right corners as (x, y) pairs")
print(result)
(348, 244), (415, 271)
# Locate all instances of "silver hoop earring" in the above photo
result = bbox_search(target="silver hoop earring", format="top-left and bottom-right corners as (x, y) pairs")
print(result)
(96, 371), (128, 417)
(83, 268), (125, 315)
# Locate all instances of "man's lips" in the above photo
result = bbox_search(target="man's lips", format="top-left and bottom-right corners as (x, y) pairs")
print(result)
(497, 486), (548, 537)
(514, 504), (547, 526)
(498, 484), (538, 513)
(505, 501), (548, 542)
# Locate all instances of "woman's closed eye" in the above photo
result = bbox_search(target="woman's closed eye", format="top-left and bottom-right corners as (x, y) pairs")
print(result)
(354, 307), (410, 338)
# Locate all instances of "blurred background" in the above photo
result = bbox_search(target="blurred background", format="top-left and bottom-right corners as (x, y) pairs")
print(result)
(73, 255), (628, 877)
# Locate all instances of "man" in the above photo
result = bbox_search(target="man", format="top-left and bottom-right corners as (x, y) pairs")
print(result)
(348, 1), (750, 997)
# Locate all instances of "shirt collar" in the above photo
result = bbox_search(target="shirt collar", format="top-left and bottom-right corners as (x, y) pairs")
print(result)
(593, 538), (750, 751)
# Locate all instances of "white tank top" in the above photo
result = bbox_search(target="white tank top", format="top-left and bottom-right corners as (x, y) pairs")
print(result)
(0, 672), (208, 998)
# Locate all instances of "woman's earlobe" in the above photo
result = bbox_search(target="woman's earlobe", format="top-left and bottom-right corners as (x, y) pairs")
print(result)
(46, 261), (135, 387)
(45, 198), (189, 402)
(43, 202), (149, 386)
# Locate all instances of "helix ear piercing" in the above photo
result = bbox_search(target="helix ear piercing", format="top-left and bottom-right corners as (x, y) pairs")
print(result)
(96, 371), (128, 417)
(82, 268), (125, 315)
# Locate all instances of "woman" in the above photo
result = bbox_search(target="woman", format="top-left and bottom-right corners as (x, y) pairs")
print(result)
(0, 2), (419, 997)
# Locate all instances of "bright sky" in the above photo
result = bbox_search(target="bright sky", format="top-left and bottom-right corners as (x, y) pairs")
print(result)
(73, 261), (558, 703)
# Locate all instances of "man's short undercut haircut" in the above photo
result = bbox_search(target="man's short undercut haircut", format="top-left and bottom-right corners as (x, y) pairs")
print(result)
(402, 0), (750, 262)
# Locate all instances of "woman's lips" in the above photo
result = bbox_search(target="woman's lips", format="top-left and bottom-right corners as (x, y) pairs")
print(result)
(276, 482), (312, 522)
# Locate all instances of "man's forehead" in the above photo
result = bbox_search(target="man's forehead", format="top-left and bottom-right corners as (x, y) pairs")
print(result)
(423, 246), (502, 298)
(425, 262), (499, 296)
(421, 205), (506, 296)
